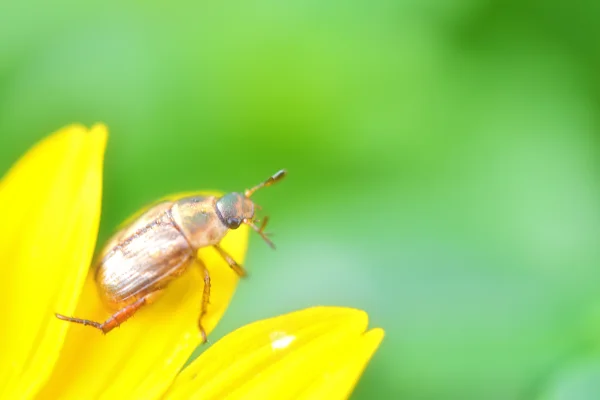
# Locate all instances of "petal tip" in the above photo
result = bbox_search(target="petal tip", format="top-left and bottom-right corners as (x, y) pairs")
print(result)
(58, 123), (87, 132)
(51, 123), (108, 145)
(364, 327), (385, 345)
(90, 123), (108, 134)
(88, 123), (109, 144)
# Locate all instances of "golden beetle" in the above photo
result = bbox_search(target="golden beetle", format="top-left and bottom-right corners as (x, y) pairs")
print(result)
(56, 170), (286, 341)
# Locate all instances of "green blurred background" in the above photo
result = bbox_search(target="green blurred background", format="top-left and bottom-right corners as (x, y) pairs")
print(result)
(2, 1), (600, 399)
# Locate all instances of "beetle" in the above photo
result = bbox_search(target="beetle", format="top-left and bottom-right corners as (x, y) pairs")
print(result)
(55, 169), (286, 341)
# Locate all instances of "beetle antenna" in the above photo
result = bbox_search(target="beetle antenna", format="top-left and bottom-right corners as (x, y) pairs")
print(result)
(245, 169), (287, 198)
(245, 217), (275, 249)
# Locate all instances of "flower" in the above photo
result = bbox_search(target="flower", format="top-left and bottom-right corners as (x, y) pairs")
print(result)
(0, 125), (384, 399)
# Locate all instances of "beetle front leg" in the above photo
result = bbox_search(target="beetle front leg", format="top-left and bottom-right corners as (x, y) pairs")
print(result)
(55, 290), (163, 334)
(213, 244), (247, 277)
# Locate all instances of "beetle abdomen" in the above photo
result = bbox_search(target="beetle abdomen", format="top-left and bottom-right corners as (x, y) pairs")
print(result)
(95, 202), (194, 309)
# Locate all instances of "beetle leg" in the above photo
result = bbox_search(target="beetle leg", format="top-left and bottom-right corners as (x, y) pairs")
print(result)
(54, 314), (103, 330)
(213, 244), (247, 277)
(55, 290), (163, 334)
(196, 259), (211, 343)
(244, 217), (276, 249)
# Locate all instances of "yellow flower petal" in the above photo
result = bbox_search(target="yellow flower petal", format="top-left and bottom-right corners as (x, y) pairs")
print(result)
(0, 125), (106, 399)
(36, 198), (249, 399)
(164, 307), (384, 400)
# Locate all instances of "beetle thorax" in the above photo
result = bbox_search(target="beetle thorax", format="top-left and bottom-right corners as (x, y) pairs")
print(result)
(170, 196), (229, 249)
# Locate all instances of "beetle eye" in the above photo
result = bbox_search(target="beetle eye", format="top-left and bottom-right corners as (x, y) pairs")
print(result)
(226, 217), (242, 229)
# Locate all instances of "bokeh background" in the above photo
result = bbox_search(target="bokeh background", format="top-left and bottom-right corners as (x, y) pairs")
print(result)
(2, 2), (600, 399)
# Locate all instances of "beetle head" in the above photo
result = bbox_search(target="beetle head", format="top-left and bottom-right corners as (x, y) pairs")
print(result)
(216, 170), (287, 249)
(216, 192), (254, 229)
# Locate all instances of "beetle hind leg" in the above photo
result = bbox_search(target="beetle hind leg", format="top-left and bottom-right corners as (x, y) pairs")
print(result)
(55, 291), (162, 334)
(55, 314), (103, 330)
